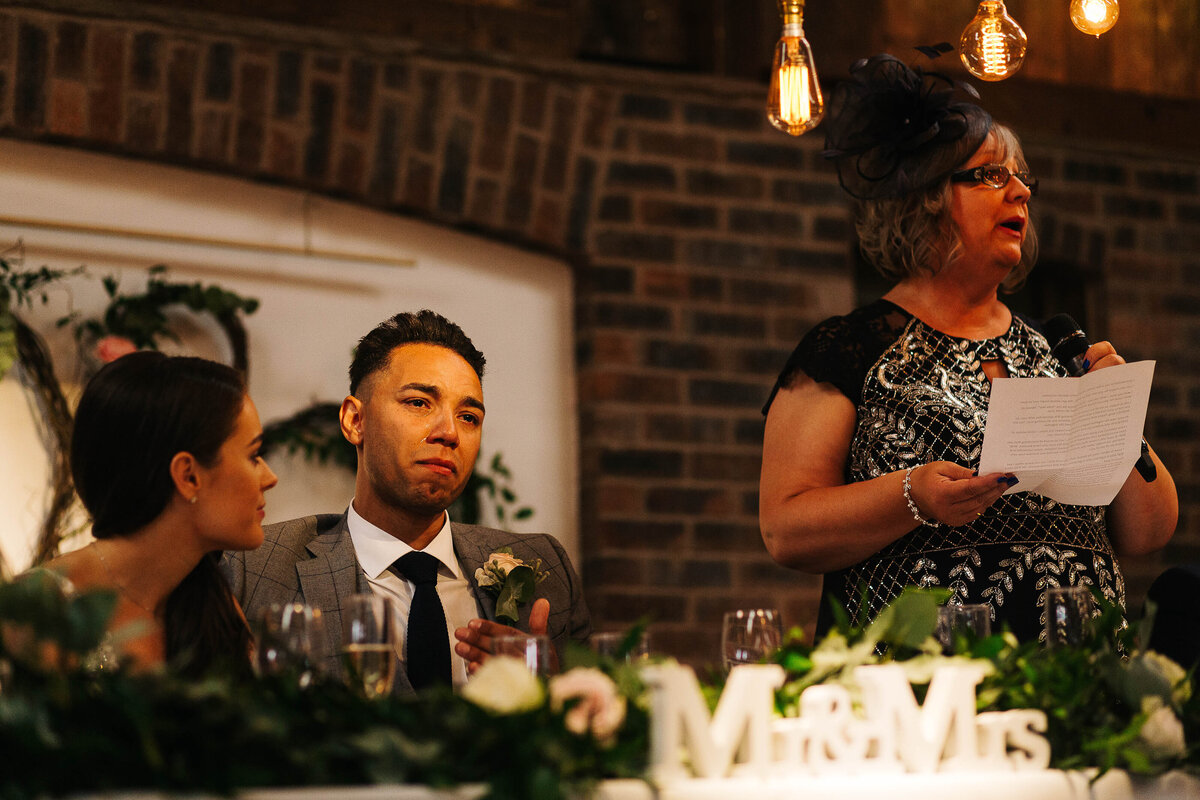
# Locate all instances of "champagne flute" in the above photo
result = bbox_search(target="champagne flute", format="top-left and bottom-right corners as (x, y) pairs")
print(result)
(256, 602), (328, 688)
(721, 608), (783, 671)
(340, 594), (397, 698)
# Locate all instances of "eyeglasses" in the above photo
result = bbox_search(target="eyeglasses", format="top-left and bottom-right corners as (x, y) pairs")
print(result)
(951, 163), (1038, 196)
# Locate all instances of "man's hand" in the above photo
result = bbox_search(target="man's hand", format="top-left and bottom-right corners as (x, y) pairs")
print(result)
(454, 597), (553, 675)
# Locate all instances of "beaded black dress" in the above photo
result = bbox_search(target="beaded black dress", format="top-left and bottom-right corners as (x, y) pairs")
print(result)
(765, 299), (1125, 642)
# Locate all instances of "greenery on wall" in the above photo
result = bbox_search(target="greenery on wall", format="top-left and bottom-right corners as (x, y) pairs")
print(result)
(1, 259), (266, 570)
(2, 252), (534, 574)
(0, 251), (85, 573)
(59, 264), (260, 373)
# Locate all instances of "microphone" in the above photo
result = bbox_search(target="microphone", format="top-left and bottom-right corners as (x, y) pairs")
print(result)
(1043, 314), (1157, 483)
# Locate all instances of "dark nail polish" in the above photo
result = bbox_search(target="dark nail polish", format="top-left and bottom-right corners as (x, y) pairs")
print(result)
(1006, 475), (1019, 486)
(996, 476), (1008, 484)
(1082, 359), (1091, 371)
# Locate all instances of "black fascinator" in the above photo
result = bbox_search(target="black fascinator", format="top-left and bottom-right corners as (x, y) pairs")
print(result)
(822, 52), (992, 200)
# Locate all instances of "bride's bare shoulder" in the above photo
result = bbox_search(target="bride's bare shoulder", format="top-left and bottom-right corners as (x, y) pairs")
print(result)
(37, 545), (102, 589)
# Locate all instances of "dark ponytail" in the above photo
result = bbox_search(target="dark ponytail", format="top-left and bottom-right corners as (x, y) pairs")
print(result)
(165, 553), (252, 678)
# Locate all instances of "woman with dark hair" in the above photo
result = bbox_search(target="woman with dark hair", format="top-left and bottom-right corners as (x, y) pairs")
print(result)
(44, 351), (277, 675)
(759, 54), (1177, 642)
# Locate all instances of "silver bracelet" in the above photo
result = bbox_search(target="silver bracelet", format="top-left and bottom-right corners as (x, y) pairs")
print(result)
(903, 466), (941, 527)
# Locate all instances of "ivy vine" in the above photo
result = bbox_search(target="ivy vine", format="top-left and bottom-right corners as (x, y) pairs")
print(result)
(59, 264), (260, 374)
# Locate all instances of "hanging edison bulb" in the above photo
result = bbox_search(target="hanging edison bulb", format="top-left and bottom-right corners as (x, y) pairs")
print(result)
(959, 0), (1027, 82)
(1070, 0), (1119, 37)
(766, 0), (824, 136)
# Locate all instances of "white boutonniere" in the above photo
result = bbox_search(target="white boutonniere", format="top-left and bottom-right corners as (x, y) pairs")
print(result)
(474, 547), (548, 624)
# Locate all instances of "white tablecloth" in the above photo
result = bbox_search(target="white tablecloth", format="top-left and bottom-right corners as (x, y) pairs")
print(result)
(71, 771), (1200, 800)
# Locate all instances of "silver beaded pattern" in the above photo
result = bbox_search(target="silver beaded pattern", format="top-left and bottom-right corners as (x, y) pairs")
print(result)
(835, 314), (1125, 641)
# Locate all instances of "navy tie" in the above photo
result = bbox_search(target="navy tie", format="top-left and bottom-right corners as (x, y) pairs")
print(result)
(391, 551), (451, 690)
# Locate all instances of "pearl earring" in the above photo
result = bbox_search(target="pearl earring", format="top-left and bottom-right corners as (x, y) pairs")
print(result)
(189, 495), (198, 505)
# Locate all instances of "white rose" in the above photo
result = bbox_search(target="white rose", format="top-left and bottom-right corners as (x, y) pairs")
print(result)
(1138, 698), (1187, 760)
(474, 567), (498, 587)
(1122, 651), (1191, 708)
(488, 552), (524, 577)
(549, 667), (627, 745)
(1145, 651), (1191, 706)
(461, 655), (545, 714)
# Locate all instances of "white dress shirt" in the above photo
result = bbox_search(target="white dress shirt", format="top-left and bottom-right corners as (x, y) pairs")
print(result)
(347, 502), (478, 688)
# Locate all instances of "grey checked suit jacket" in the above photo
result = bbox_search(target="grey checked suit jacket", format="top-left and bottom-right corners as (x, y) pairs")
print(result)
(222, 512), (592, 695)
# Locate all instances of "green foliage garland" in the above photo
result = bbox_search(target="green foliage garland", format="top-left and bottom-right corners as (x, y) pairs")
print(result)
(451, 452), (535, 527)
(261, 401), (356, 470)
(0, 250), (86, 575)
(61, 264), (260, 374)
(771, 587), (1197, 778)
(0, 571), (649, 800)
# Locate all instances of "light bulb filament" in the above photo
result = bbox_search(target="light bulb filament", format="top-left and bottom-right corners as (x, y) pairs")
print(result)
(959, 0), (1027, 82)
(778, 61), (812, 126)
(981, 18), (1006, 76)
(765, 8), (823, 138)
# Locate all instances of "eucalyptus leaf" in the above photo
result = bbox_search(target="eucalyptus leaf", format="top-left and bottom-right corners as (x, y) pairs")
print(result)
(867, 587), (950, 649)
(494, 565), (536, 623)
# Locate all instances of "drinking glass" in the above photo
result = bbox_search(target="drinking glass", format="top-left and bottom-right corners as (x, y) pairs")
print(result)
(936, 603), (992, 653)
(721, 608), (783, 670)
(256, 602), (328, 687)
(1044, 585), (1093, 647)
(339, 594), (397, 699)
(590, 630), (650, 663)
(494, 633), (552, 676)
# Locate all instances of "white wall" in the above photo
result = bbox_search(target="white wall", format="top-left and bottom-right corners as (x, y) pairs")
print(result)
(0, 139), (578, 572)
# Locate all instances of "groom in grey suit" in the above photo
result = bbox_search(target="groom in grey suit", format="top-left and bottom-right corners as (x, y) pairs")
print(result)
(224, 310), (590, 694)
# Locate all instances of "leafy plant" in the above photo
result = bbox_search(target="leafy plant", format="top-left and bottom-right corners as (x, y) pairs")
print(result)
(0, 247), (84, 382)
(59, 264), (259, 373)
(261, 401), (357, 470)
(770, 586), (1196, 777)
(976, 595), (1191, 776)
(0, 571), (648, 800)
(451, 452), (535, 527)
(0, 249), (84, 572)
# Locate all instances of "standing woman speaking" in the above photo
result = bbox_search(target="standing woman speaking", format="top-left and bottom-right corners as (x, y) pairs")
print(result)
(759, 54), (1177, 642)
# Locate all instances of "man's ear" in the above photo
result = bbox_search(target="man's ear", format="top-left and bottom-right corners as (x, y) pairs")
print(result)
(340, 395), (365, 446)
(169, 451), (201, 502)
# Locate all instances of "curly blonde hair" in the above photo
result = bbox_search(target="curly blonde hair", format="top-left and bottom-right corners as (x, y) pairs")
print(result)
(854, 124), (1038, 292)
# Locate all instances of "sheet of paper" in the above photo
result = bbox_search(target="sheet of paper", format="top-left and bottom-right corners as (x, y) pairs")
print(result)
(978, 360), (1155, 505)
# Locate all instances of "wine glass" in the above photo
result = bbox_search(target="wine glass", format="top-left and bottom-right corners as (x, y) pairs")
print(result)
(256, 602), (328, 688)
(936, 603), (992, 653)
(590, 630), (650, 663)
(721, 608), (783, 671)
(494, 634), (553, 676)
(1044, 585), (1093, 648)
(340, 594), (397, 698)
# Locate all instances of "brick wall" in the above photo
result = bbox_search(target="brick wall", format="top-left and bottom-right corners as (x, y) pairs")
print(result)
(2, 5), (1197, 665)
